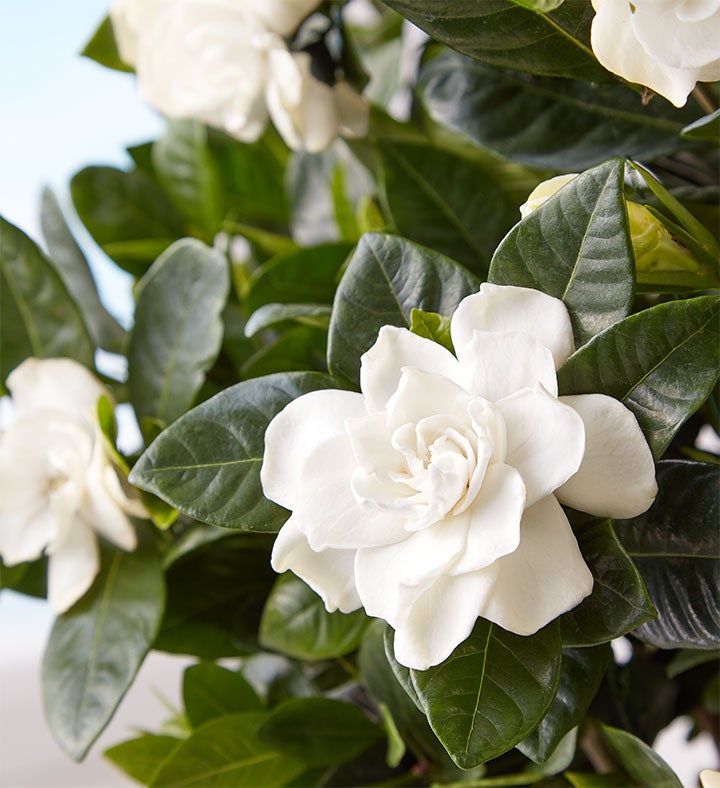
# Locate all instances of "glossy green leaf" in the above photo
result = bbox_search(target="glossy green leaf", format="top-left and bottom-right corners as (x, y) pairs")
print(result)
(71, 166), (185, 276)
(240, 325), (328, 379)
(153, 120), (223, 239)
(128, 239), (229, 425)
(561, 520), (655, 647)
(259, 573), (370, 661)
(0, 556), (47, 599)
(258, 698), (383, 767)
(557, 296), (720, 457)
(42, 545), (165, 761)
(615, 461), (720, 649)
(382, 0), (607, 80)
(407, 619), (562, 768)
(130, 372), (351, 531)
(81, 15), (132, 72)
(327, 233), (479, 384)
(410, 308), (453, 353)
(150, 713), (305, 787)
(0, 216), (94, 384)
(682, 109), (720, 142)
(489, 160), (634, 346)
(596, 723), (682, 788)
(667, 649), (720, 678)
(379, 140), (517, 277)
(244, 303), (331, 338)
(105, 735), (181, 785)
(155, 535), (276, 659)
(511, 0), (564, 9)
(40, 188), (125, 352)
(183, 663), (263, 728)
(246, 243), (353, 312)
(382, 627), (425, 714)
(518, 645), (610, 762)
(418, 52), (698, 171)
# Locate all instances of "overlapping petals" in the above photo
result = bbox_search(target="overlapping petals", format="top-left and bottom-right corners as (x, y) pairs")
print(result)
(263, 283), (658, 670)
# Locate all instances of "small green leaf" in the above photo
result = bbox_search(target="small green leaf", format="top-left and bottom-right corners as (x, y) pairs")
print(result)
(244, 303), (332, 338)
(408, 619), (562, 768)
(510, 0), (564, 9)
(596, 722), (682, 788)
(331, 164), (361, 242)
(557, 296), (720, 458)
(105, 734), (181, 785)
(153, 120), (224, 239)
(410, 308), (454, 352)
(150, 713), (305, 787)
(81, 15), (132, 72)
(128, 239), (229, 426)
(615, 461), (720, 649)
(40, 188), (125, 352)
(489, 160), (634, 346)
(682, 109), (720, 142)
(258, 698), (383, 767)
(0, 216), (94, 383)
(0, 557), (47, 598)
(328, 233), (479, 385)
(561, 520), (655, 647)
(667, 649), (720, 678)
(42, 545), (165, 761)
(183, 663), (263, 728)
(518, 645), (610, 762)
(259, 573), (370, 660)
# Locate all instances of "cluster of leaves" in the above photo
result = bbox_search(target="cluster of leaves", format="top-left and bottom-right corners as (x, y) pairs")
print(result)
(1, 1), (719, 786)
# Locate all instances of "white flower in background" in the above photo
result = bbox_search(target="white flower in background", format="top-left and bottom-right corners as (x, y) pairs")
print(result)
(591, 0), (720, 107)
(519, 173), (578, 218)
(109, 0), (368, 150)
(262, 284), (657, 670)
(0, 359), (146, 614)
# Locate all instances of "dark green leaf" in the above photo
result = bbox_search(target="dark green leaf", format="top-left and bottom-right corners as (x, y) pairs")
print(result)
(557, 296), (720, 457)
(511, 0), (564, 9)
(150, 713), (305, 787)
(597, 723), (682, 788)
(105, 734), (181, 785)
(407, 619), (562, 768)
(40, 188), (125, 352)
(240, 325), (327, 379)
(667, 649), (720, 678)
(240, 653), (317, 708)
(258, 698), (383, 767)
(244, 303), (331, 338)
(71, 166), (185, 277)
(259, 573), (370, 660)
(615, 460), (720, 649)
(561, 520), (655, 647)
(155, 535), (276, 659)
(130, 372), (351, 531)
(489, 160), (634, 345)
(382, 0), (608, 80)
(332, 164), (361, 242)
(246, 243), (352, 312)
(183, 663), (263, 728)
(0, 556), (47, 598)
(327, 233), (479, 384)
(153, 121), (223, 239)
(410, 308), (453, 353)
(0, 216), (94, 384)
(81, 15), (132, 72)
(382, 626), (425, 714)
(418, 52), (698, 170)
(128, 239), (229, 425)
(682, 109), (720, 142)
(379, 140), (516, 277)
(42, 545), (165, 761)
(518, 645), (610, 762)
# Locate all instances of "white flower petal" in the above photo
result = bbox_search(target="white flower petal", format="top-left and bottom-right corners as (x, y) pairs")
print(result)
(451, 283), (575, 369)
(248, 0), (319, 37)
(360, 326), (462, 413)
(457, 330), (558, 401)
(271, 517), (361, 613)
(519, 174), (579, 218)
(385, 366), (470, 428)
(8, 358), (106, 420)
(392, 571), (490, 670)
(556, 394), (657, 518)
(293, 434), (406, 550)
(333, 80), (369, 139)
(473, 495), (594, 636)
(451, 463), (525, 574)
(261, 389), (366, 510)
(47, 522), (100, 614)
(496, 386), (585, 507)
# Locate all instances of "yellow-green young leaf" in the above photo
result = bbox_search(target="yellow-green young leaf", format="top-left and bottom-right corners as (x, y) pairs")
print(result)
(81, 15), (132, 72)
(105, 735), (181, 785)
(42, 545), (165, 761)
(410, 308), (454, 353)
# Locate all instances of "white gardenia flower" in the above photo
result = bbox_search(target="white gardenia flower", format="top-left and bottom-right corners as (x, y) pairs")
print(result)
(110, 0), (368, 150)
(591, 0), (720, 107)
(261, 284), (658, 670)
(519, 173), (578, 218)
(0, 359), (146, 614)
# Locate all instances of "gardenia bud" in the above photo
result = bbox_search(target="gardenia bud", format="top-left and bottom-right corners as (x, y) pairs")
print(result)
(590, 0), (720, 107)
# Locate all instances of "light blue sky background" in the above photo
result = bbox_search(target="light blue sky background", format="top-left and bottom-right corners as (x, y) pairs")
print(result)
(0, 0), (164, 327)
